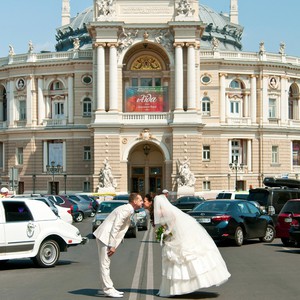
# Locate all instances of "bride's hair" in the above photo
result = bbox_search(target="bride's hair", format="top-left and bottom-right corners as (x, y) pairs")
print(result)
(145, 193), (155, 227)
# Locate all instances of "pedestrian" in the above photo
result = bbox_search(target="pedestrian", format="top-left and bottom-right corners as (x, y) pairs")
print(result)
(93, 192), (144, 298)
(143, 194), (231, 297)
(0, 187), (9, 198)
(162, 189), (169, 199)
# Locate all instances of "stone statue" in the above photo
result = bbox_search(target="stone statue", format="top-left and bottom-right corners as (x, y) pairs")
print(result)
(259, 41), (265, 55)
(96, 0), (115, 17)
(73, 38), (80, 50)
(28, 40), (34, 54)
(211, 37), (220, 51)
(176, 0), (195, 17)
(98, 158), (117, 189)
(279, 42), (285, 55)
(9, 45), (15, 56)
(177, 158), (196, 187)
(118, 28), (138, 53)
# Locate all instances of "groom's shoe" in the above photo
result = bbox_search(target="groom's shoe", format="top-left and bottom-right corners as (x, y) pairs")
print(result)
(114, 289), (124, 295)
(104, 291), (123, 298)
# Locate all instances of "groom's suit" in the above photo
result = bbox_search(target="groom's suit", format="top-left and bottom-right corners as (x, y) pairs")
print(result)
(93, 203), (134, 294)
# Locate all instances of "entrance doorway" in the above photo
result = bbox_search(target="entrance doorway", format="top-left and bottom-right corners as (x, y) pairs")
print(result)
(129, 143), (164, 196)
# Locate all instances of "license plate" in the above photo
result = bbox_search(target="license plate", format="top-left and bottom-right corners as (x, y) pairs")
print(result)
(198, 218), (211, 223)
(284, 217), (292, 223)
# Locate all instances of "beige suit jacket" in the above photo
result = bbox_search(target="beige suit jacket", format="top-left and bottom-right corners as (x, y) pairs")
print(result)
(93, 203), (133, 248)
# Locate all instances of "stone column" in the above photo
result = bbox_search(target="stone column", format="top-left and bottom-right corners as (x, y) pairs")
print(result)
(67, 74), (74, 123)
(247, 139), (252, 172)
(250, 75), (257, 124)
(96, 43), (106, 111)
(186, 43), (196, 110)
(280, 76), (288, 124)
(262, 75), (268, 123)
(8, 80), (14, 127)
(26, 76), (33, 126)
(37, 77), (44, 125)
(174, 43), (184, 110)
(220, 73), (226, 123)
(108, 43), (118, 111)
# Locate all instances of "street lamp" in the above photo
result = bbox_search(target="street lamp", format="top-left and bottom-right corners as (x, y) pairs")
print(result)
(64, 174), (67, 194)
(32, 174), (36, 194)
(46, 161), (63, 195)
(229, 159), (244, 191)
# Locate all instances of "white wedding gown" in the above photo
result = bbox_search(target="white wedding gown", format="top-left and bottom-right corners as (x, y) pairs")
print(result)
(154, 195), (231, 297)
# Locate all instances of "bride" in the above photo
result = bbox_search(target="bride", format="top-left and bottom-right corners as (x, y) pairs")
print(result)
(143, 194), (231, 297)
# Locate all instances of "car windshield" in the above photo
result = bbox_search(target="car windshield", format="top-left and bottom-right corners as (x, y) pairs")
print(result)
(280, 201), (300, 214)
(98, 202), (125, 213)
(248, 190), (269, 206)
(194, 201), (231, 212)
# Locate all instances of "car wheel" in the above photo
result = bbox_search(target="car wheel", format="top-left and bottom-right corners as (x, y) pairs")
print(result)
(260, 225), (275, 243)
(234, 226), (244, 246)
(90, 211), (95, 217)
(32, 239), (60, 268)
(75, 212), (84, 222)
(280, 237), (296, 247)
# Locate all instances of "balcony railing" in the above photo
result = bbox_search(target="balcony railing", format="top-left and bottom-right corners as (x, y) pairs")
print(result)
(43, 118), (67, 127)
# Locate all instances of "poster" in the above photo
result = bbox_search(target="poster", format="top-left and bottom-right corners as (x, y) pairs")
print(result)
(125, 86), (168, 112)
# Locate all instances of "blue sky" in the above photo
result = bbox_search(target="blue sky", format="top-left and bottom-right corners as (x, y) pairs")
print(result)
(0, 0), (299, 57)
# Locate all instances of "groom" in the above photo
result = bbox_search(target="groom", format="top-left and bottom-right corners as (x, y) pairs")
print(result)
(93, 193), (143, 298)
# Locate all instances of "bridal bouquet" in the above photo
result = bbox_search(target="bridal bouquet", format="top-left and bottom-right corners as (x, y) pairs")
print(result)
(155, 225), (172, 245)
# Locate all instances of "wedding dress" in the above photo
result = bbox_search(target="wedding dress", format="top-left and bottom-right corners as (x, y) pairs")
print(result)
(154, 195), (231, 297)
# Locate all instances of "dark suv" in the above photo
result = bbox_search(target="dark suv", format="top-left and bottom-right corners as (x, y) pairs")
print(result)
(248, 177), (300, 223)
(172, 195), (205, 212)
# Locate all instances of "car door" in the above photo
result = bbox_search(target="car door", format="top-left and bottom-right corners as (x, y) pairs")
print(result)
(237, 202), (264, 238)
(3, 201), (41, 256)
(246, 202), (267, 237)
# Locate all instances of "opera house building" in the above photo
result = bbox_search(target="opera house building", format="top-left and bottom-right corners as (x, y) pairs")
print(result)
(1, 0), (299, 197)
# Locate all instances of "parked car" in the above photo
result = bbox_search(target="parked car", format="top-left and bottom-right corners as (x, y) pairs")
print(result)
(172, 195), (205, 212)
(135, 207), (148, 230)
(248, 177), (300, 222)
(216, 191), (249, 200)
(0, 198), (87, 267)
(75, 193), (99, 213)
(113, 194), (130, 201)
(65, 194), (94, 222)
(92, 200), (137, 238)
(188, 199), (275, 246)
(289, 216), (300, 245)
(275, 199), (300, 246)
(42, 195), (80, 222)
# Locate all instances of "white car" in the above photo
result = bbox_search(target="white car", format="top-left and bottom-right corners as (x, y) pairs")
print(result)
(0, 198), (87, 267)
(55, 204), (73, 224)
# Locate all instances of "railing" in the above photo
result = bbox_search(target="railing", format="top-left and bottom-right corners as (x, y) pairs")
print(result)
(122, 112), (172, 123)
(43, 118), (67, 127)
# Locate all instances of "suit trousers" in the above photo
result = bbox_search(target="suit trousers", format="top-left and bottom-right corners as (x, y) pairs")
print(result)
(96, 239), (115, 293)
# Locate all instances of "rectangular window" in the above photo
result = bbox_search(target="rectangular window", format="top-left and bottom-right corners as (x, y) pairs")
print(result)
(230, 101), (240, 115)
(272, 146), (278, 164)
(16, 147), (23, 165)
(83, 101), (92, 117)
(141, 78), (152, 86)
(54, 102), (64, 118)
(293, 141), (300, 166)
(203, 145), (210, 161)
(19, 101), (26, 120)
(269, 98), (276, 118)
(203, 181), (211, 190)
(83, 146), (91, 160)
(132, 78), (138, 86)
(231, 140), (240, 163)
(154, 78), (161, 86)
(83, 181), (90, 192)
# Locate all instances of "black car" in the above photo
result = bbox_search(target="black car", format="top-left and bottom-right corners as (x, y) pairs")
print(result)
(188, 199), (275, 246)
(172, 195), (205, 212)
(289, 216), (300, 245)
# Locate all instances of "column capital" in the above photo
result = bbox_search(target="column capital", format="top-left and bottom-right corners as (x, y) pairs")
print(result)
(173, 42), (185, 48)
(107, 42), (119, 48)
(219, 73), (227, 78)
(185, 42), (198, 48)
(93, 42), (106, 49)
(250, 74), (258, 79)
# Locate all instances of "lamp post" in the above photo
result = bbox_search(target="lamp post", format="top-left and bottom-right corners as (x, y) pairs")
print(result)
(229, 159), (244, 191)
(46, 161), (63, 195)
(64, 174), (67, 194)
(32, 174), (36, 194)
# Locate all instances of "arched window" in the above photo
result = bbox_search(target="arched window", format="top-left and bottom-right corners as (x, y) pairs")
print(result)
(230, 80), (241, 89)
(50, 80), (63, 91)
(83, 98), (92, 117)
(202, 96), (211, 115)
(288, 83), (299, 120)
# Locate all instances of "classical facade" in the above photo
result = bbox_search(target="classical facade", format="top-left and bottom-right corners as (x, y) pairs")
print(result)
(1, 0), (300, 196)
